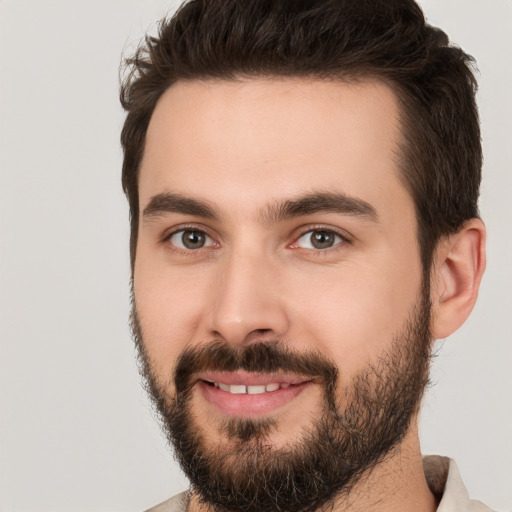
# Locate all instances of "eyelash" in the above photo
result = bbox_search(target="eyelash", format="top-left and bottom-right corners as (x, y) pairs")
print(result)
(162, 224), (351, 256)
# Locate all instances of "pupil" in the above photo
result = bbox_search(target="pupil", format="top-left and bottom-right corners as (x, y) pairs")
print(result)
(182, 230), (205, 249)
(311, 231), (334, 249)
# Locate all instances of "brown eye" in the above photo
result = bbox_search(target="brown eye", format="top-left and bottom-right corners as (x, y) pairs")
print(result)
(296, 230), (343, 249)
(169, 229), (212, 250)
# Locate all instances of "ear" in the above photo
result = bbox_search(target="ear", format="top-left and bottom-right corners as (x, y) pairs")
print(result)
(430, 218), (486, 340)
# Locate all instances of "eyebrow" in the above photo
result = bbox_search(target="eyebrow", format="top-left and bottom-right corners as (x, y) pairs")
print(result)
(143, 193), (219, 220)
(264, 191), (378, 223)
(142, 191), (378, 223)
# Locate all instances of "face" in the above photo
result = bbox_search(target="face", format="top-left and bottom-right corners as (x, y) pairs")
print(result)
(133, 78), (431, 511)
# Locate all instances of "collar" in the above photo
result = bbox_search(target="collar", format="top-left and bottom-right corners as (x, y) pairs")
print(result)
(423, 455), (493, 511)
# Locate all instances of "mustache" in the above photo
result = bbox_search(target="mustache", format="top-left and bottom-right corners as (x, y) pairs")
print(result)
(174, 340), (339, 395)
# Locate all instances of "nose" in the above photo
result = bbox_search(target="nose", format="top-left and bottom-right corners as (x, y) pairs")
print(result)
(206, 249), (290, 347)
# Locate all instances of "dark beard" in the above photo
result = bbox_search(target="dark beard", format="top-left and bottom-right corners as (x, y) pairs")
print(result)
(132, 291), (432, 512)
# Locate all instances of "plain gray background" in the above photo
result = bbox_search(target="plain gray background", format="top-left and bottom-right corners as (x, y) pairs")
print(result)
(0, 1), (511, 511)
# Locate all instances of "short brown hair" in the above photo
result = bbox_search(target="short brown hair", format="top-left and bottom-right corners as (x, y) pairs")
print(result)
(120, 0), (481, 273)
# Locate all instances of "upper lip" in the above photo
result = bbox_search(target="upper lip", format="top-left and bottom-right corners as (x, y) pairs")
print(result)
(199, 371), (312, 386)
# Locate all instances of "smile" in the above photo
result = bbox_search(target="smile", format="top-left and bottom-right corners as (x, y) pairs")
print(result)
(198, 372), (313, 416)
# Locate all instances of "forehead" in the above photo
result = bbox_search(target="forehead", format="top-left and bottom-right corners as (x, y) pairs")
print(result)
(140, 78), (411, 222)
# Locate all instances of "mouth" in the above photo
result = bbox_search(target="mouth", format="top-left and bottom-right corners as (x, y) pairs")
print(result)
(197, 371), (313, 417)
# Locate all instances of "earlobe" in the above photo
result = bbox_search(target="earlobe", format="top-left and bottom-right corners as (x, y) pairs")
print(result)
(430, 219), (486, 340)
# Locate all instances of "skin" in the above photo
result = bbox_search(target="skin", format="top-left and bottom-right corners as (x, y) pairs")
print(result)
(134, 78), (486, 512)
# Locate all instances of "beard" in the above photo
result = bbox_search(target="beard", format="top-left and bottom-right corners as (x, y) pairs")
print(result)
(131, 289), (432, 512)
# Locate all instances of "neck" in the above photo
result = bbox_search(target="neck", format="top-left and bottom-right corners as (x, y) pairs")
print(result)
(188, 422), (437, 512)
(325, 424), (437, 512)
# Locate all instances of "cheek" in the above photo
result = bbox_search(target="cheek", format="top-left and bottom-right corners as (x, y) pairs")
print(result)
(134, 255), (214, 372)
(285, 257), (422, 374)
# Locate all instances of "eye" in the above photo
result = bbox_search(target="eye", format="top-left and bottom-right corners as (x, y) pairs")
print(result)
(295, 229), (344, 250)
(169, 229), (214, 250)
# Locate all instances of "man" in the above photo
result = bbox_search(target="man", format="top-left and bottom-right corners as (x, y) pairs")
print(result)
(120, 1), (489, 511)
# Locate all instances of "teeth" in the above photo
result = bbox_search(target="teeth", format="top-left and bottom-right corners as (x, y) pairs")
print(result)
(213, 382), (286, 394)
(229, 384), (247, 394)
(247, 385), (266, 394)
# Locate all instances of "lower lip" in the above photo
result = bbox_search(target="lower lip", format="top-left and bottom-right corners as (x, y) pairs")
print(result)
(199, 381), (311, 417)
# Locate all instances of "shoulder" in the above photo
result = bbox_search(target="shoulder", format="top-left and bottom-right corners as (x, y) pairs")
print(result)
(144, 491), (189, 512)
